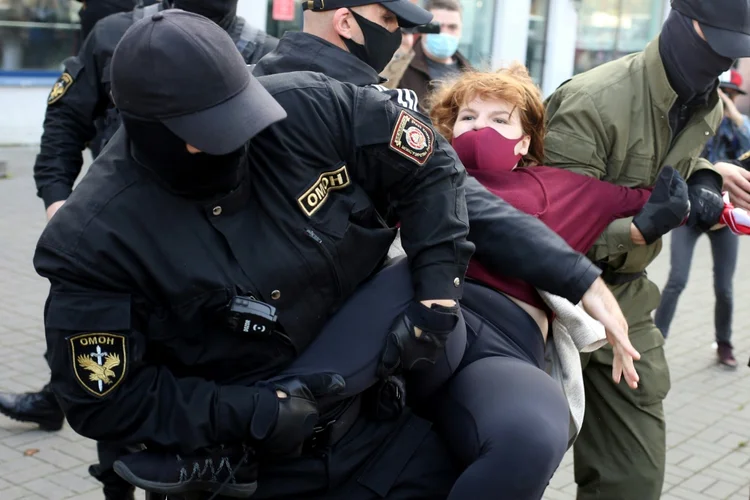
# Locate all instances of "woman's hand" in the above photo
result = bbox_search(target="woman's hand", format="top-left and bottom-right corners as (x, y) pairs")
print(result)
(580, 277), (640, 389)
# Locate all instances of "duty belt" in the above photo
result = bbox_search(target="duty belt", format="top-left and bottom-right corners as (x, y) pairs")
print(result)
(596, 262), (645, 286)
(304, 395), (362, 453)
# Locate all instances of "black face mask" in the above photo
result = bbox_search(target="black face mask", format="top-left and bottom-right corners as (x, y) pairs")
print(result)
(341, 9), (402, 74)
(122, 114), (245, 199)
(660, 10), (734, 103)
(171, 0), (238, 29)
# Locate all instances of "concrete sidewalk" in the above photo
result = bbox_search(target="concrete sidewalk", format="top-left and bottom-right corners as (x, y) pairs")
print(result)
(0, 147), (748, 499)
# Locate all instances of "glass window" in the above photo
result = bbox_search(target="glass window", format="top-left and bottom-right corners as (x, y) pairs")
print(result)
(527, 0), (550, 85)
(574, 0), (667, 74)
(456, 0), (495, 68)
(265, 0), (303, 39)
(0, 0), (81, 73)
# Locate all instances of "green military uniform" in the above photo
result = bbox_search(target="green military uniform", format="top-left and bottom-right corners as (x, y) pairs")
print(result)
(543, 37), (723, 499)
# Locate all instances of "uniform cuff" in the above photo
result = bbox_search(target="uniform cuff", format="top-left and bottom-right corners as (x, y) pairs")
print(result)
(216, 385), (262, 445)
(565, 259), (602, 304)
(606, 217), (637, 256)
(41, 184), (73, 208)
(412, 263), (465, 301)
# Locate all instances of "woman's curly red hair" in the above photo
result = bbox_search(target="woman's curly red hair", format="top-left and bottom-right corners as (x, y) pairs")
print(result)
(427, 62), (546, 167)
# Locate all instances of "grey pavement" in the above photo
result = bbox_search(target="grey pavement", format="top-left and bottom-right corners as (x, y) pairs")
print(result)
(0, 147), (748, 499)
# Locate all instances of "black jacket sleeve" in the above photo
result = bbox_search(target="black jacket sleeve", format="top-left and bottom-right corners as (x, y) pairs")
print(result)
(464, 176), (601, 304)
(33, 25), (110, 208)
(344, 85), (473, 301)
(34, 243), (268, 453)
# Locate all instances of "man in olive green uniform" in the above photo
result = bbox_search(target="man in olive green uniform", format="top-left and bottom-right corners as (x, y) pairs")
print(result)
(543, 1), (750, 498)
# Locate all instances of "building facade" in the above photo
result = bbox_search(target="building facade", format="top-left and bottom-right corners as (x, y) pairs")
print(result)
(0, 0), (674, 145)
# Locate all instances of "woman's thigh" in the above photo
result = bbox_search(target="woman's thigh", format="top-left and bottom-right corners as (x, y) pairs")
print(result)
(284, 257), (465, 402)
(435, 356), (569, 466)
(283, 258), (414, 396)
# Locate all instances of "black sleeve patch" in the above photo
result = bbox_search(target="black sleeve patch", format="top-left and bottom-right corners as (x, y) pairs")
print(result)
(389, 110), (434, 166)
(69, 332), (128, 398)
(47, 72), (74, 105)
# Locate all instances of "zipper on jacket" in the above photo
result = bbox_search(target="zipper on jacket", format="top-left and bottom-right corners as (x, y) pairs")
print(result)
(304, 228), (343, 299)
(668, 104), (690, 151)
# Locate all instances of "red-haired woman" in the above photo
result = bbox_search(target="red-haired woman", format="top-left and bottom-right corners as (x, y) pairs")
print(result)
(419, 63), (694, 499)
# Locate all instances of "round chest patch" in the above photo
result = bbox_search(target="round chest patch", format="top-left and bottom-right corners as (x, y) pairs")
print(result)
(405, 126), (426, 151)
(389, 110), (435, 166)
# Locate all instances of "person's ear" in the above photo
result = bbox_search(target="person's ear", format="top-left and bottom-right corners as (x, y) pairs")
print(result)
(516, 135), (531, 156)
(332, 8), (356, 40)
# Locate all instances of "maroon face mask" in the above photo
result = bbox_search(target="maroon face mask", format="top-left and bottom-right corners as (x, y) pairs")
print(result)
(451, 127), (525, 174)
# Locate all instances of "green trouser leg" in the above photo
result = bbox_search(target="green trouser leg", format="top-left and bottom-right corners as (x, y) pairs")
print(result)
(573, 277), (671, 500)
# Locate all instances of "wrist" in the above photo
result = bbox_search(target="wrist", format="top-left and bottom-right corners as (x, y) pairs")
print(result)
(247, 383), (280, 441)
(420, 299), (456, 308)
(630, 223), (647, 245)
(408, 300), (459, 333)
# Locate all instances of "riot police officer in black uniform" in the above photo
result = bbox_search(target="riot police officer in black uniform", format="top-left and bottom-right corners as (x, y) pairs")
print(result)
(0, 3), (277, 499)
(36, 8), (473, 500)
(1, 0), (278, 428)
(30, 0), (277, 222)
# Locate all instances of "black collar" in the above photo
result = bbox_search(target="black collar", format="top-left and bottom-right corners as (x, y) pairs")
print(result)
(254, 32), (385, 86)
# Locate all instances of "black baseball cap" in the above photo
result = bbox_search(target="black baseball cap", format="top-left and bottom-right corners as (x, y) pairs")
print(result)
(110, 9), (287, 155)
(302, 0), (432, 28)
(671, 0), (750, 59)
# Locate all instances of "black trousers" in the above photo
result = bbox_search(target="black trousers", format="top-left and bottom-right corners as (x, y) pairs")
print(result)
(134, 258), (568, 499)
(278, 260), (569, 500)
(128, 258), (463, 500)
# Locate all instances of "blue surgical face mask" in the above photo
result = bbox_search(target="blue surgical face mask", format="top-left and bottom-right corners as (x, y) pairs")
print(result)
(424, 33), (460, 60)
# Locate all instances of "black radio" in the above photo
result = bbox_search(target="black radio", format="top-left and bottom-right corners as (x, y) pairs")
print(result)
(226, 296), (278, 337)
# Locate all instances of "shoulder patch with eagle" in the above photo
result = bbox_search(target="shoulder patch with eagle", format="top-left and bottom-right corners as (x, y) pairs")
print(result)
(48, 72), (74, 105)
(69, 332), (127, 397)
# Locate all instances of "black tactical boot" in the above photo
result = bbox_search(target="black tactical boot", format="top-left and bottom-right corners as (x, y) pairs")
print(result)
(113, 445), (257, 499)
(89, 464), (136, 500)
(0, 384), (64, 431)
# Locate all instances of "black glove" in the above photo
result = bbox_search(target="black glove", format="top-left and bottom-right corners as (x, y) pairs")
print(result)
(250, 373), (345, 457)
(378, 301), (460, 378)
(730, 150), (750, 171)
(686, 169), (724, 231)
(362, 375), (406, 421)
(632, 166), (689, 245)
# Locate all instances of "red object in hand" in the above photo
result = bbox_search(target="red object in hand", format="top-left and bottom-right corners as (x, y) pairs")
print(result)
(720, 192), (750, 235)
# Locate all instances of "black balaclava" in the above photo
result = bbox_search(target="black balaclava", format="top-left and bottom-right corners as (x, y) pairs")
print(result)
(660, 9), (734, 104)
(341, 10), (402, 73)
(171, 0), (238, 29)
(122, 114), (245, 199)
